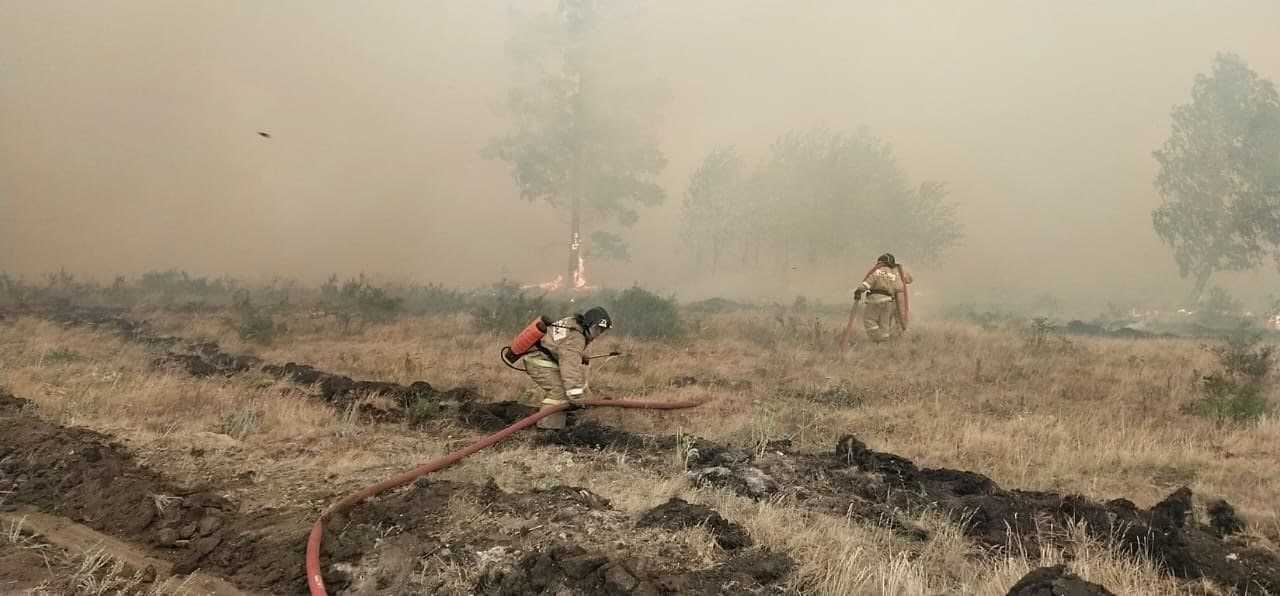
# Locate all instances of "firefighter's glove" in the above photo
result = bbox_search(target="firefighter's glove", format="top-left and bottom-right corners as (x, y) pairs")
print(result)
(853, 288), (866, 301)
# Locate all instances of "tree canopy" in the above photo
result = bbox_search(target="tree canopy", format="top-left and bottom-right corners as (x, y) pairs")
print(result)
(1152, 52), (1280, 301)
(681, 127), (962, 275)
(484, 0), (667, 280)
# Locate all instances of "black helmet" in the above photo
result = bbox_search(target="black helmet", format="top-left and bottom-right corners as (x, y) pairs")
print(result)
(877, 253), (896, 266)
(582, 306), (612, 332)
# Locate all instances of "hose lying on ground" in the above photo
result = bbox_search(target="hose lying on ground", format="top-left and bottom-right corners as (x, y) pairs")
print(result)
(305, 396), (710, 596)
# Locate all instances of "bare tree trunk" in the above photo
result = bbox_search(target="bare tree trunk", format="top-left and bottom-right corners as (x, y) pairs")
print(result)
(567, 136), (583, 294)
(568, 193), (581, 291)
(1189, 266), (1213, 306)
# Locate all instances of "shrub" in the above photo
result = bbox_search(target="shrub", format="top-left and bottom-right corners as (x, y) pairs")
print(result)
(1182, 336), (1273, 425)
(1183, 373), (1270, 423)
(1196, 286), (1251, 330)
(686, 297), (750, 314)
(472, 280), (556, 334)
(402, 283), (473, 316)
(598, 285), (684, 340)
(1023, 317), (1057, 349)
(135, 269), (238, 310)
(41, 269), (94, 306)
(0, 272), (30, 305)
(234, 291), (277, 345)
(320, 274), (403, 333)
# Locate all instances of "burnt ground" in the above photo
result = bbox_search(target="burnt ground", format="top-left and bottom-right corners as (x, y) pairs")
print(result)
(695, 435), (1280, 594)
(10, 306), (1277, 593)
(537, 423), (1280, 593)
(19, 304), (538, 430)
(0, 386), (794, 594)
(256, 360), (536, 431)
(1006, 565), (1116, 596)
(637, 497), (753, 551)
(329, 478), (794, 595)
(0, 387), (325, 594)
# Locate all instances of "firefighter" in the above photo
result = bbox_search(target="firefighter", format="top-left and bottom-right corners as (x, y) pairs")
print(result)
(520, 306), (612, 430)
(853, 253), (912, 342)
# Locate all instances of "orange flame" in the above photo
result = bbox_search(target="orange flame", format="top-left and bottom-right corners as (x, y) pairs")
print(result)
(522, 254), (596, 292)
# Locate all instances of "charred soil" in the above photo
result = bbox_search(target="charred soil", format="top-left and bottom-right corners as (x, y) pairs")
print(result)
(686, 435), (1280, 594)
(326, 478), (793, 595)
(28, 304), (537, 430)
(0, 388), (319, 594)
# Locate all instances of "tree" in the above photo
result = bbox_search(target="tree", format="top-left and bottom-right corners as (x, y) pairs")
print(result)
(1152, 53), (1280, 302)
(680, 127), (963, 276)
(681, 146), (745, 273)
(484, 0), (666, 289)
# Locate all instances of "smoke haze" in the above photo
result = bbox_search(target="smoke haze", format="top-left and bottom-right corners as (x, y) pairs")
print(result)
(4, 1), (1279, 313)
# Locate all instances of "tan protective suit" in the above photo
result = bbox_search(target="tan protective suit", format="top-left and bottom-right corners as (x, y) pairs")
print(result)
(859, 265), (912, 342)
(521, 316), (590, 429)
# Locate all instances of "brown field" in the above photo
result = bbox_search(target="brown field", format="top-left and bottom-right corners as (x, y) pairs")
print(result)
(1, 305), (1277, 595)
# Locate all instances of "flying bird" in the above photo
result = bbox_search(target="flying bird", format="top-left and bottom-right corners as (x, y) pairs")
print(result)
(257, 131), (271, 139)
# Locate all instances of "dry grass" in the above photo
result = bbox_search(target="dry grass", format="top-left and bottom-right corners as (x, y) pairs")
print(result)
(1, 311), (1277, 594)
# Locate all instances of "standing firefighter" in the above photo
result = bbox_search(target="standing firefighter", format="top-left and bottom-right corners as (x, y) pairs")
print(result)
(853, 253), (912, 342)
(503, 307), (613, 430)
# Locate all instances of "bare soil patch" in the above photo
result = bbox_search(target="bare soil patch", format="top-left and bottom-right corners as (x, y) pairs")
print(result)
(326, 477), (794, 595)
(0, 388), (317, 594)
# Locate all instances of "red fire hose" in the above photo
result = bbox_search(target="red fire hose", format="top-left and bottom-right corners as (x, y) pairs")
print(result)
(304, 396), (710, 596)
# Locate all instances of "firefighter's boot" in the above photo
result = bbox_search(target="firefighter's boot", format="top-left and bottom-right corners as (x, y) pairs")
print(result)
(536, 398), (569, 430)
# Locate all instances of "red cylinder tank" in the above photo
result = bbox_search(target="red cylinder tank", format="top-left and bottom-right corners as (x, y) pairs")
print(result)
(509, 315), (550, 356)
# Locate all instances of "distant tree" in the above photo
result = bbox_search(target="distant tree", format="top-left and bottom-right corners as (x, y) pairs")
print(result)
(1197, 286), (1245, 329)
(1152, 53), (1280, 302)
(681, 146), (745, 273)
(890, 180), (963, 266)
(483, 0), (666, 287)
(681, 127), (962, 275)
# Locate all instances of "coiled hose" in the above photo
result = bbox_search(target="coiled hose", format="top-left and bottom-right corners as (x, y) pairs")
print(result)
(305, 396), (709, 595)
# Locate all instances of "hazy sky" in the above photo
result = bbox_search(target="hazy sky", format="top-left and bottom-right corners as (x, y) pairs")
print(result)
(3, 1), (1279, 310)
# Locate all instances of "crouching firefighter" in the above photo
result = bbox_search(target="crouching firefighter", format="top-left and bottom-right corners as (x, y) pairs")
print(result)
(854, 253), (912, 342)
(501, 307), (613, 430)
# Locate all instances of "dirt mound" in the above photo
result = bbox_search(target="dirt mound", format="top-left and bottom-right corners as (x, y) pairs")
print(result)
(0, 388), (318, 594)
(460, 398), (539, 430)
(155, 351), (261, 378)
(163, 337), (536, 429)
(685, 434), (1280, 594)
(538, 419), (678, 452)
(316, 478), (792, 595)
(41, 304), (182, 348)
(1006, 565), (1115, 596)
(476, 545), (792, 595)
(637, 498), (752, 550)
(0, 389), (235, 553)
(262, 361), (433, 406)
(261, 359), (536, 427)
(1207, 498), (1246, 537)
(28, 305), (536, 431)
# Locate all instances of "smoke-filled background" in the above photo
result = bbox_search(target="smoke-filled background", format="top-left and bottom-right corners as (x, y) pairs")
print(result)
(4, 1), (1279, 315)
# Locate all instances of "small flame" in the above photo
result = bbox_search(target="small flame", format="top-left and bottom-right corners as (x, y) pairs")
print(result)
(522, 254), (596, 292)
(573, 254), (589, 290)
(523, 274), (565, 291)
